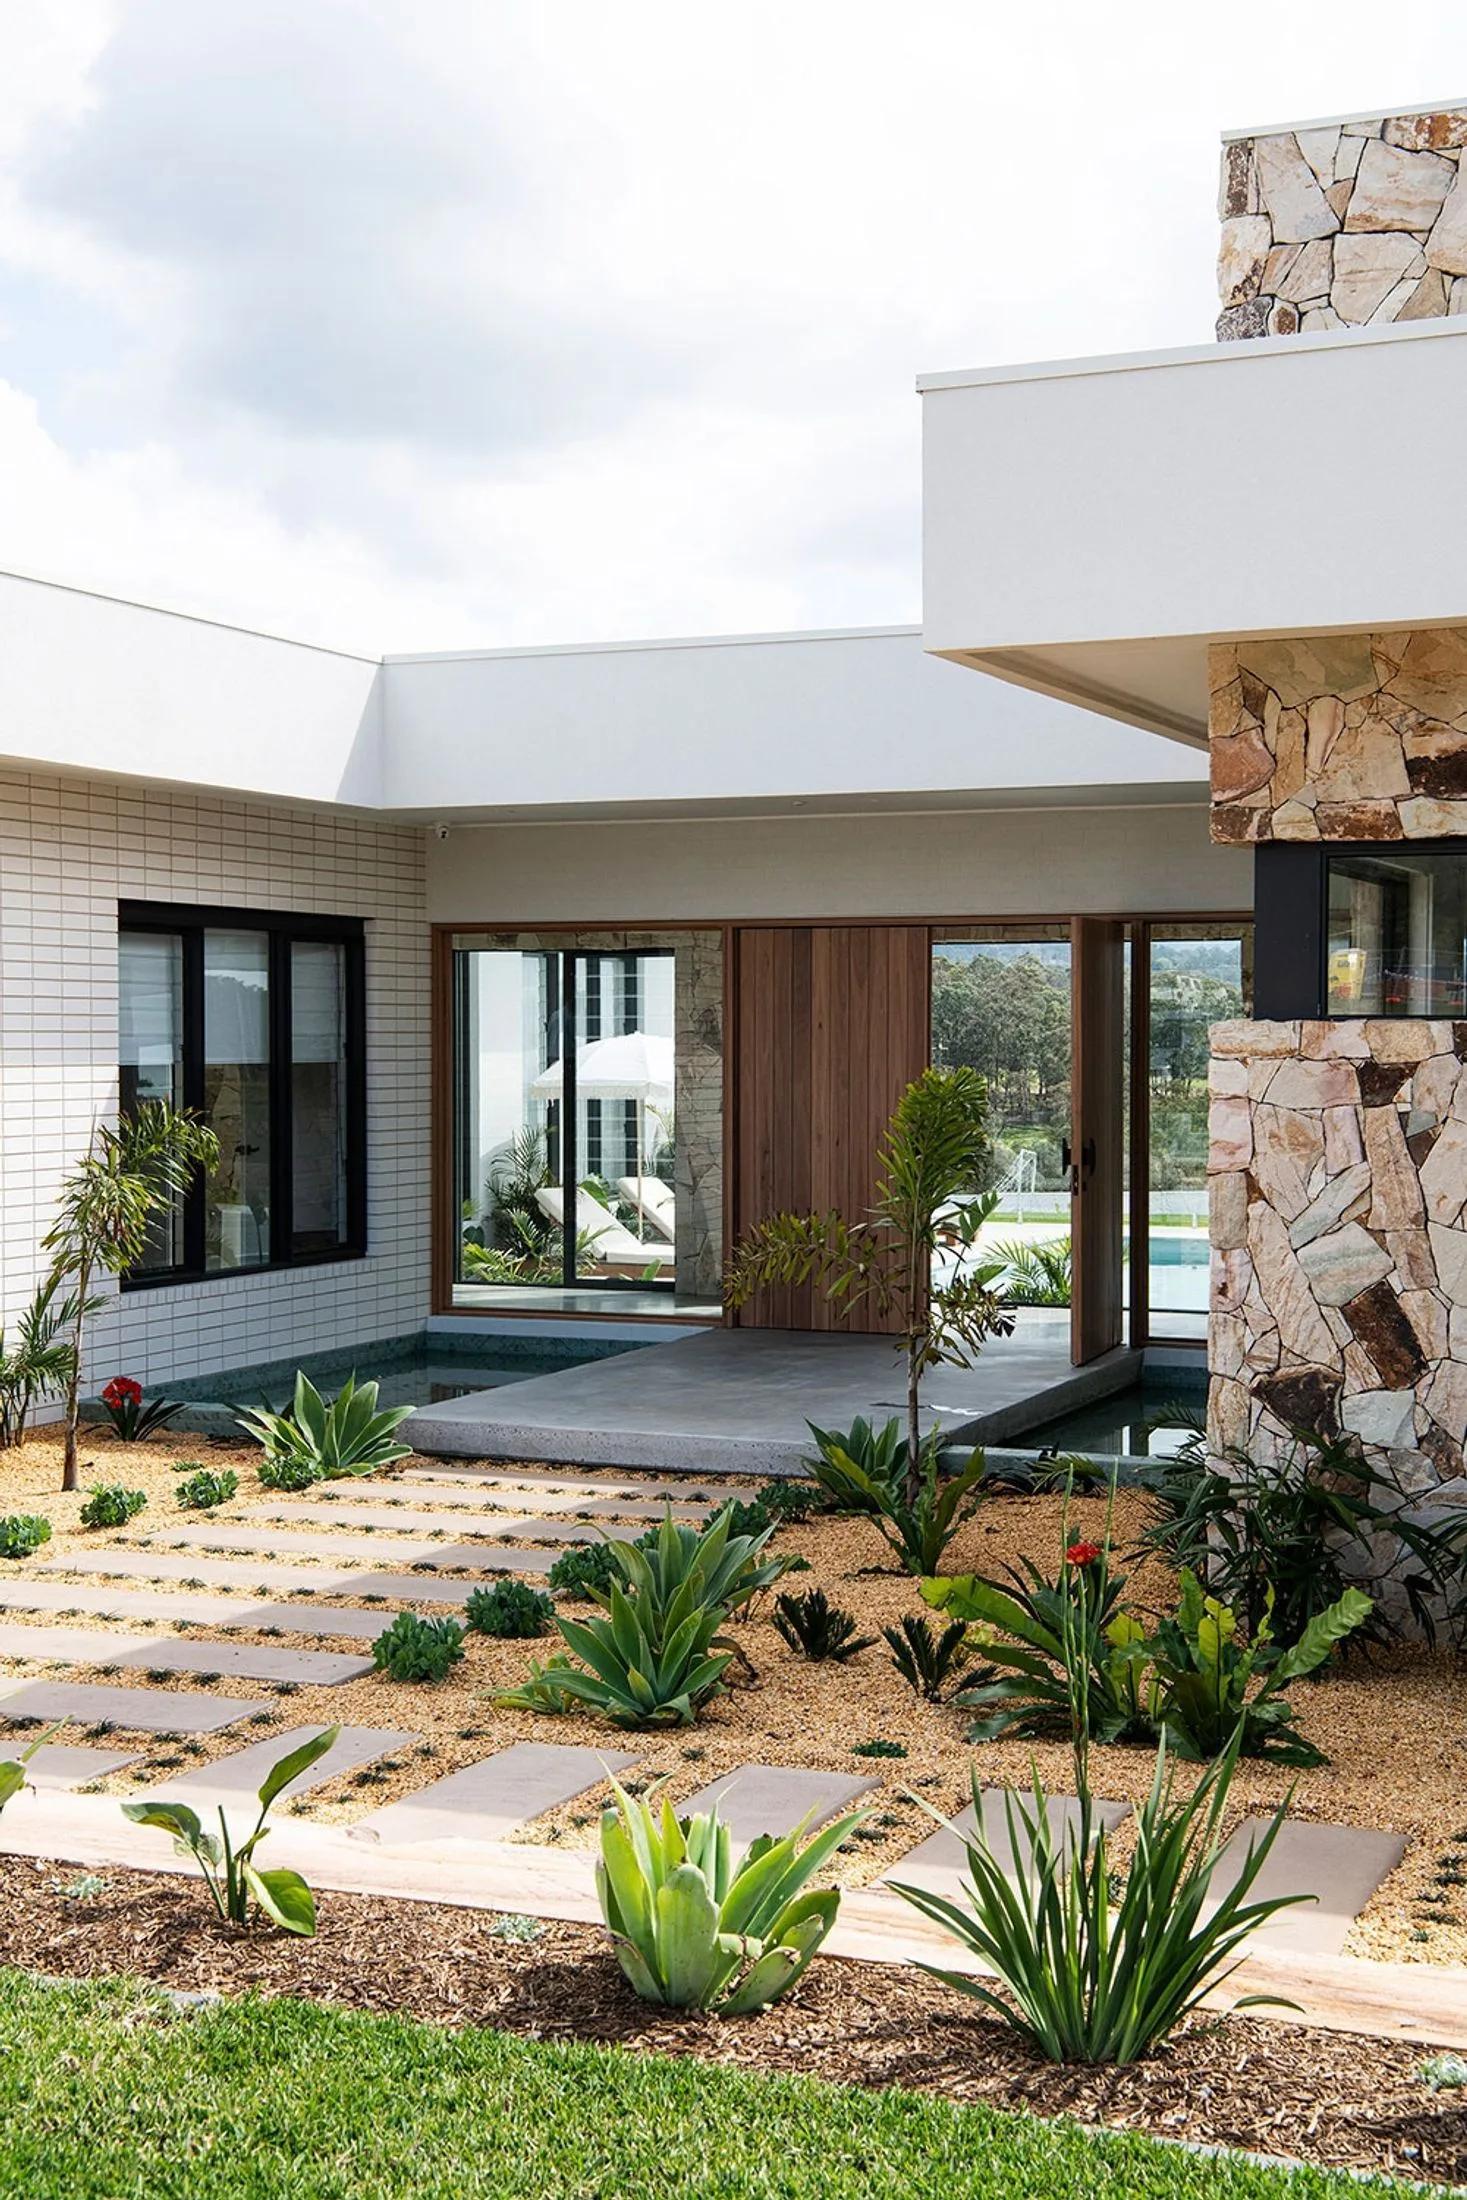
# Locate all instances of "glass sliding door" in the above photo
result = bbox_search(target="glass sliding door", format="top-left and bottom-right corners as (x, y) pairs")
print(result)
(931, 931), (1073, 1313)
(203, 929), (272, 1270)
(1137, 922), (1250, 1342)
(450, 930), (719, 1314)
(119, 929), (186, 1276)
(290, 940), (352, 1258)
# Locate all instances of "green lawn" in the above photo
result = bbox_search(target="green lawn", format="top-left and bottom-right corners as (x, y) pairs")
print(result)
(0, 1970), (1434, 2200)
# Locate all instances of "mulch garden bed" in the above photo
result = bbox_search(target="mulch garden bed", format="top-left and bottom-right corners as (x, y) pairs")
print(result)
(1, 1853), (1463, 2187)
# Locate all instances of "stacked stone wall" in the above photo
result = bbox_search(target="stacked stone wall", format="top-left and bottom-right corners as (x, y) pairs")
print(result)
(1218, 106), (1467, 337)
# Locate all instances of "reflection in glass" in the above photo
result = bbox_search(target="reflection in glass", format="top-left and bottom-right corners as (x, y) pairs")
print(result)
(1147, 930), (1245, 1339)
(291, 940), (349, 1255)
(1328, 852), (1467, 1017)
(204, 929), (271, 1270)
(119, 930), (186, 1274)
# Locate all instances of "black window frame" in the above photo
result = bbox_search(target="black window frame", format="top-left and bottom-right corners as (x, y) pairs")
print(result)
(1254, 840), (1467, 1020)
(118, 900), (367, 1289)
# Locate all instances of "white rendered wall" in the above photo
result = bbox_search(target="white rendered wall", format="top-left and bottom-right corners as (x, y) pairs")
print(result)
(426, 798), (1250, 926)
(0, 570), (383, 806)
(0, 769), (429, 1392)
(381, 627), (1205, 815)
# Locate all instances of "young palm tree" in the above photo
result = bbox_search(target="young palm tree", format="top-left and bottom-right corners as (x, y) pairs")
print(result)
(724, 1067), (1014, 1500)
(43, 1101), (219, 1489)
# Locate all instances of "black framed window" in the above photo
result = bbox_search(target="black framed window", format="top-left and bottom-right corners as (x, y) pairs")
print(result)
(118, 902), (366, 1286)
(1255, 842), (1467, 1019)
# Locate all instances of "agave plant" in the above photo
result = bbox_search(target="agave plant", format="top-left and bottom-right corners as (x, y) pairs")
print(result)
(236, 1369), (414, 1482)
(597, 1774), (865, 2012)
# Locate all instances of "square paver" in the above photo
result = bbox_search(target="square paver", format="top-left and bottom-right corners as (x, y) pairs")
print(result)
(0, 1682), (266, 1734)
(1206, 1819), (1407, 1955)
(884, 1789), (1131, 1895)
(0, 1622), (371, 1686)
(680, 1766), (874, 1847)
(149, 1724), (420, 1809)
(351, 1740), (640, 1847)
(0, 1578), (406, 1642)
(32, 1550), (528, 1597)
(147, 1526), (553, 1568)
(3, 1743), (141, 1789)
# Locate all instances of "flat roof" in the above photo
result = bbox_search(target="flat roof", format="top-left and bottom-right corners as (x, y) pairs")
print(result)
(1221, 95), (1467, 145)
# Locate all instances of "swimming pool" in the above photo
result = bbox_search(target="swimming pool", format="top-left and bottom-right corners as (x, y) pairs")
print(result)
(1017, 1380), (1207, 1461)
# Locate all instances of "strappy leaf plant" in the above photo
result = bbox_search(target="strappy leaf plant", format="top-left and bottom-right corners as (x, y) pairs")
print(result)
(236, 1370), (414, 1483)
(122, 1724), (339, 1936)
(726, 1068), (1014, 1499)
(805, 1420), (989, 1576)
(597, 1774), (866, 2012)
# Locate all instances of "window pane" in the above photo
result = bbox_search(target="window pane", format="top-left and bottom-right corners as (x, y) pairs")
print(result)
(119, 930), (185, 1274)
(291, 940), (349, 1255)
(1328, 851), (1467, 1016)
(572, 951), (676, 1286)
(1147, 930), (1245, 1341)
(204, 929), (271, 1271)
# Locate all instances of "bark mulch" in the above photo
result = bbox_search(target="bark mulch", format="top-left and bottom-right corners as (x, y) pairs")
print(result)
(4, 1854), (1465, 2188)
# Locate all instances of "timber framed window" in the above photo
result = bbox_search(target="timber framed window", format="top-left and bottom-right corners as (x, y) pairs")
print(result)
(118, 901), (366, 1286)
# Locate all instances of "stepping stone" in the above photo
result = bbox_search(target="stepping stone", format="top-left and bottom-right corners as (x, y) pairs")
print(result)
(239, 1501), (652, 1538)
(261, 1490), (710, 1524)
(1206, 1819), (1407, 1957)
(0, 1681), (265, 1734)
(2, 1743), (141, 1790)
(884, 1790), (1131, 1896)
(680, 1766), (875, 1847)
(351, 1740), (640, 1847)
(0, 1622), (372, 1686)
(144, 1526), (554, 1567)
(403, 1469), (719, 1501)
(0, 1579), (408, 1643)
(149, 1725), (419, 1809)
(34, 1551), (516, 1597)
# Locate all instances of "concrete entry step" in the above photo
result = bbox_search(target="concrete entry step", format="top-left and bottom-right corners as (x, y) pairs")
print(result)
(351, 1740), (640, 1847)
(143, 1525), (553, 1568)
(0, 1682), (266, 1734)
(6, 1743), (142, 1789)
(0, 1623), (372, 1686)
(1207, 1819), (1408, 1956)
(680, 1765), (875, 1848)
(0, 1579), (411, 1643)
(148, 1724), (419, 1810)
(883, 1790), (1132, 1895)
(34, 1550), (538, 1597)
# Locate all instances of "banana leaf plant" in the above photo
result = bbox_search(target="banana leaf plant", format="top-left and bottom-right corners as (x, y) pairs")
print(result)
(597, 1774), (866, 2013)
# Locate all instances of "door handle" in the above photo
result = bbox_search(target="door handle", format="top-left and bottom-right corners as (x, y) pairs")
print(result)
(1063, 1137), (1096, 1196)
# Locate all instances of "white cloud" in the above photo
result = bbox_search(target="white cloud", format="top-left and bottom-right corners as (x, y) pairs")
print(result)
(0, 0), (1462, 652)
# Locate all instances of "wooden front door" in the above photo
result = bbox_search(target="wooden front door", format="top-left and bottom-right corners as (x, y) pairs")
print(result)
(1070, 916), (1126, 1362)
(730, 925), (930, 1330)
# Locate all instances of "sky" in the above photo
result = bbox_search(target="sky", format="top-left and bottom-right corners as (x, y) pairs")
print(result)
(0, 2), (1464, 656)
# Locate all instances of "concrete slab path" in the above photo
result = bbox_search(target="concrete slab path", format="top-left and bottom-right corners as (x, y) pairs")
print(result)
(0, 1681), (266, 1733)
(351, 1740), (639, 1847)
(141, 1525), (552, 1567)
(680, 1765), (875, 1847)
(235, 1501), (694, 1539)
(8, 1743), (141, 1789)
(0, 1579), (412, 1642)
(403, 1469), (724, 1501)
(1208, 1819), (1408, 1956)
(284, 1485), (713, 1522)
(406, 1319), (1138, 1474)
(0, 1623), (371, 1686)
(34, 1550), (537, 1596)
(883, 1790), (1132, 1894)
(150, 1725), (419, 1809)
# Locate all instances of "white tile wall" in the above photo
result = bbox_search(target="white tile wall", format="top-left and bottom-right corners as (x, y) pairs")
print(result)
(0, 769), (430, 1393)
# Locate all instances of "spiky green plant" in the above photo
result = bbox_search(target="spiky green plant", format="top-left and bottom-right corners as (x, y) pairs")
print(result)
(236, 1370), (414, 1481)
(883, 1612), (973, 1701)
(772, 1588), (874, 1663)
(123, 1725), (338, 1935)
(596, 1775), (866, 2012)
(804, 1420), (988, 1576)
(726, 1068), (1014, 1499)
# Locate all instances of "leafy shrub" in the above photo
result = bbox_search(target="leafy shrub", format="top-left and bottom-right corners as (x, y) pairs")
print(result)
(934, 1539), (1151, 1745)
(496, 1655), (578, 1713)
(257, 1454), (325, 1493)
(549, 1532), (654, 1599)
(465, 1578), (554, 1639)
(805, 1418), (987, 1576)
(123, 1725), (337, 1935)
(883, 1613), (973, 1701)
(752, 1478), (825, 1523)
(851, 1737), (906, 1758)
(1149, 1571), (1371, 1766)
(79, 1485), (147, 1530)
(1137, 1426), (1456, 1646)
(714, 1496), (776, 1540)
(890, 1728), (1303, 2064)
(175, 1467), (238, 1511)
(597, 1775), (864, 2012)
(772, 1588), (874, 1663)
(371, 1612), (465, 1683)
(0, 1515), (51, 1560)
(989, 1236), (1072, 1308)
(237, 1370), (414, 1483)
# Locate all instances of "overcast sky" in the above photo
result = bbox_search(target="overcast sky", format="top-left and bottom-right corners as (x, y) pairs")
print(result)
(0, 2), (1464, 654)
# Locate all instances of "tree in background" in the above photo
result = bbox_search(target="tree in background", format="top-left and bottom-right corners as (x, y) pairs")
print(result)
(43, 1100), (219, 1490)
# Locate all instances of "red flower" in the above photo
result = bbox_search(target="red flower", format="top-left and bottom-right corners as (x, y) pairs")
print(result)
(102, 1377), (143, 1409)
(1065, 1541), (1103, 1568)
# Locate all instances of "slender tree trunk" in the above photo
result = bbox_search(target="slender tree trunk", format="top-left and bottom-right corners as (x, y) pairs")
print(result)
(61, 1257), (89, 1493)
(906, 1345), (922, 1509)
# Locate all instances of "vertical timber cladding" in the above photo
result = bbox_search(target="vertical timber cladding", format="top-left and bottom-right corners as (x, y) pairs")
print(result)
(731, 926), (931, 1330)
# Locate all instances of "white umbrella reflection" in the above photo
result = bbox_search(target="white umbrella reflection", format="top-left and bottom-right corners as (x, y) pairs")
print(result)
(529, 1031), (674, 1240)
